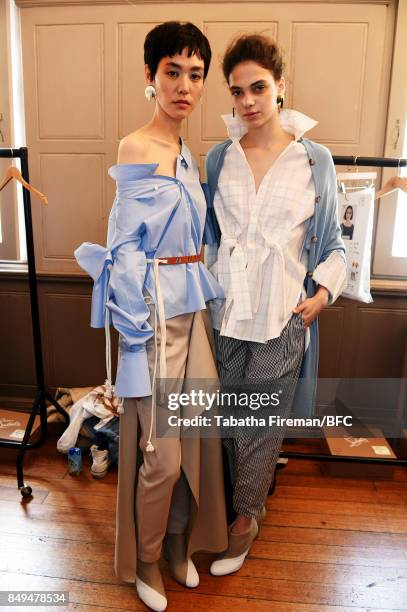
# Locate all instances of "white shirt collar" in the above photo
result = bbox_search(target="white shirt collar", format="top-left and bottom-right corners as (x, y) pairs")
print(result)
(221, 108), (318, 141)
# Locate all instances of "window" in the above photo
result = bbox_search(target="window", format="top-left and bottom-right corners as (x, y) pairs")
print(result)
(0, 0), (26, 265)
(372, 2), (407, 279)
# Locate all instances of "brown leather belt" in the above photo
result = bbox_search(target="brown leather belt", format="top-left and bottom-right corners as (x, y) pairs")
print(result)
(156, 254), (202, 265)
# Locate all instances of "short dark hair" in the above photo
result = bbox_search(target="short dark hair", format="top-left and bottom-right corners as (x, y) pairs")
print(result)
(222, 34), (284, 83)
(144, 21), (211, 80)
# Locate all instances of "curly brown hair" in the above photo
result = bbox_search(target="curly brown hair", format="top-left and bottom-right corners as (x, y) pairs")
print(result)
(222, 34), (284, 83)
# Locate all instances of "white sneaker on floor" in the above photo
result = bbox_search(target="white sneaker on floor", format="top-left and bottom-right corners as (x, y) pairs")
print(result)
(89, 444), (111, 478)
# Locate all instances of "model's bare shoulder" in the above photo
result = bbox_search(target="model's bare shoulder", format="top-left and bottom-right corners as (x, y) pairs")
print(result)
(117, 132), (149, 164)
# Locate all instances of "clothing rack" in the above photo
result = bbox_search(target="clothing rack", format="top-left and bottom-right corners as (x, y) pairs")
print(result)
(332, 155), (406, 167)
(0, 147), (68, 498)
(279, 154), (407, 474)
(1, 150), (404, 491)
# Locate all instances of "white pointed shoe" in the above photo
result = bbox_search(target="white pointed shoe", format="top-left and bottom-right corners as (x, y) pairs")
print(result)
(135, 577), (167, 611)
(136, 560), (167, 611)
(184, 558), (199, 587)
(163, 533), (199, 588)
(210, 518), (258, 576)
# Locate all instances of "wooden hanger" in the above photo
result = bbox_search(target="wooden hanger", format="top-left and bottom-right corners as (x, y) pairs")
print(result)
(375, 175), (407, 200)
(0, 165), (48, 204)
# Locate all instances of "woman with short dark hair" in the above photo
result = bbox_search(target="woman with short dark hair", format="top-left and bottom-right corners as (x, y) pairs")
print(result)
(76, 21), (227, 611)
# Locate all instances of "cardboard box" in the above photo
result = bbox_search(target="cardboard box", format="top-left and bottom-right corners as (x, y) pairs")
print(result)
(0, 408), (42, 444)
(322, 425), (396, 479)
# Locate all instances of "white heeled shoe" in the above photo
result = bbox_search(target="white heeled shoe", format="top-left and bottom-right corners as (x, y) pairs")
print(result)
(210, 518), (258, 576)
(136, 560), (167, 611)
(184, 558), (199, 587)
(135, 577), (167, 611)
(163, 533), (199, 588)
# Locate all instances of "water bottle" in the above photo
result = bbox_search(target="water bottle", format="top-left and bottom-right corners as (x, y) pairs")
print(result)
(68, 447), (82, 475)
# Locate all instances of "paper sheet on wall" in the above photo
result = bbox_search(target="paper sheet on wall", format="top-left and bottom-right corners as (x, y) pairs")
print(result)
(338, 187), (374, 303)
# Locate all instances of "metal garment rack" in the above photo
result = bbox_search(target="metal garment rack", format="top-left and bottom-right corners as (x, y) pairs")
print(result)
(332, 155), (406, 167)
(0, 147), (68, 498)
(1, 150), (405, 492)
(279, 154), (407, 470)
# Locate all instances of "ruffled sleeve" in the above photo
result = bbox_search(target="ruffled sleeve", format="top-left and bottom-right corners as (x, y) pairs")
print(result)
(75, 170), (156, 398)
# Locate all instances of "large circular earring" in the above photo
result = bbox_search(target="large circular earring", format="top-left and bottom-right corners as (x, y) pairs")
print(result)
(145, 85), (156, 101)
(276, 95), (284, 109)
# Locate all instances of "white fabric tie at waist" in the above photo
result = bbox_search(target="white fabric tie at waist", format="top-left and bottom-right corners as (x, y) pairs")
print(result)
(220, 238), (287, 322)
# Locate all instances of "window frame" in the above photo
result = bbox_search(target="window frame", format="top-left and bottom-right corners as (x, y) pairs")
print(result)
(372, 0), (407, 281)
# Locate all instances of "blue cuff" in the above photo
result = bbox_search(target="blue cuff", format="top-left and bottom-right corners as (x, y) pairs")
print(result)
(114, 347), (152, 398)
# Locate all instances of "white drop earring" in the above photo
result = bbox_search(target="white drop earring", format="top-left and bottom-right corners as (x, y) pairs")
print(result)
(145, 85), (156, 101)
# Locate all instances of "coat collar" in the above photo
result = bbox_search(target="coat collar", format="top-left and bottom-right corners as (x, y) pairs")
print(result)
(221, 108), (318, 141)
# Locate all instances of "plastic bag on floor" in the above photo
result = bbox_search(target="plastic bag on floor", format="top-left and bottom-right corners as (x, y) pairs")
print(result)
(56, 385), (121, 454)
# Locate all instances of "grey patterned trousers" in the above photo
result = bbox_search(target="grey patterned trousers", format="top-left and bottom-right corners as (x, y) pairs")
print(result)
(214, 313), (305, 518)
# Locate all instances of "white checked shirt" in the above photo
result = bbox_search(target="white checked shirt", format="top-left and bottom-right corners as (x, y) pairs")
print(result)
(209, 109), (346, 343)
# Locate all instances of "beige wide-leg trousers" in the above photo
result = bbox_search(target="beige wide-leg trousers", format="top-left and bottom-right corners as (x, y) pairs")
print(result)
(115, 301), (228, 583)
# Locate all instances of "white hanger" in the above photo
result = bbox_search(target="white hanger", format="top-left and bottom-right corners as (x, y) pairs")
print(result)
(336, 172), (377, 182)
(337, 167), (376, 201)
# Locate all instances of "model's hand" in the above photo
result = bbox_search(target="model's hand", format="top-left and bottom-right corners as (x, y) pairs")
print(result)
(293, 287), (329, 328)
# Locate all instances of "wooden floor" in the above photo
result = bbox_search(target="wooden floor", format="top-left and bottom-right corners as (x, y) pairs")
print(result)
(1, 424), (407, 612)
